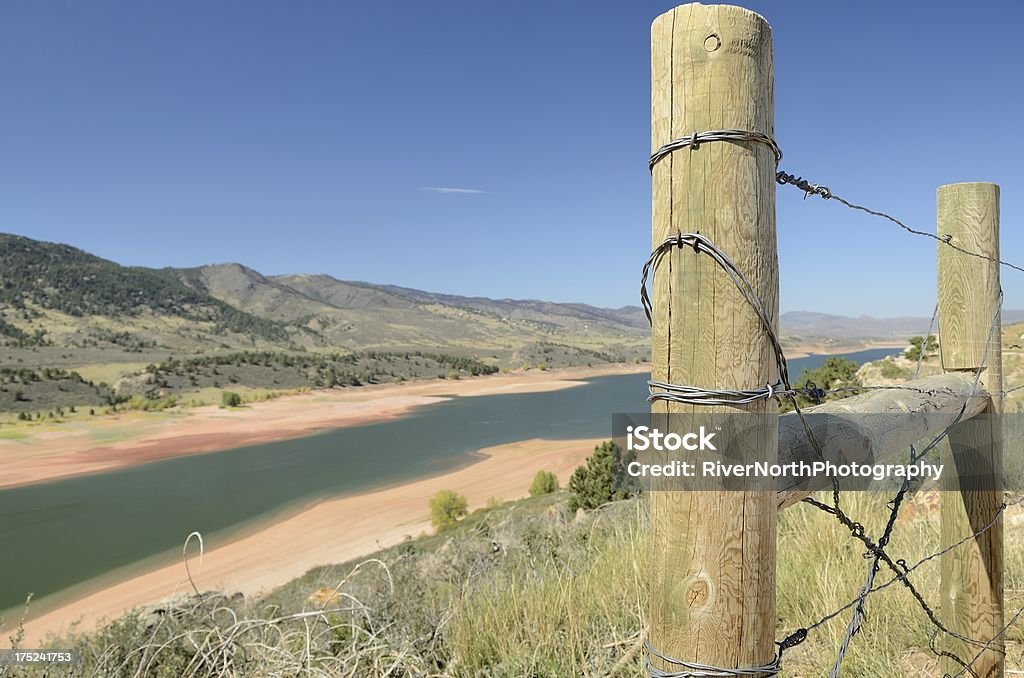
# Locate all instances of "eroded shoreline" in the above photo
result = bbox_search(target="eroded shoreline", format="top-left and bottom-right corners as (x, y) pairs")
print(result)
(0, 363), (647, 490)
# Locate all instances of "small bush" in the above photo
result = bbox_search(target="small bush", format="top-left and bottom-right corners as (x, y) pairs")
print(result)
(221, 391), (243, 408)
(529, 470), (560, 496)
(879, 360), (909, 379)
(568, 441), (633, 511)
(124, 394), (178, 412)
(781, 357), (862, 411)
(429, 489), (468, 532)
(905, 334), (938, 362)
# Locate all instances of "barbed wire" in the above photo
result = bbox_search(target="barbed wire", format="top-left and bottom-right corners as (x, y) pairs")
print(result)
(781, 494), (1024, 640)
(821, 297), (1001, 676)
(826, 303), (938, 676)
(948, 604), (1024, 678)
(640, 231), (794, 409)
(1005, 383), (1024, 397)
(776, 170), (1024, 275)
(639, 234), (970, 408)
(643, 128), (1021, 677)
(650, 129), (782, 172)
(637, 229), (968, 673)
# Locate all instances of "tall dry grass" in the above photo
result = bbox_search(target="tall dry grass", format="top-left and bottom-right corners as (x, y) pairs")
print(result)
(10, 486), (1024, 677)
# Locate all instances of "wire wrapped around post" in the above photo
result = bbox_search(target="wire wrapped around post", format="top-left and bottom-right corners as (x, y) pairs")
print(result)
(640, 231), (792, 407)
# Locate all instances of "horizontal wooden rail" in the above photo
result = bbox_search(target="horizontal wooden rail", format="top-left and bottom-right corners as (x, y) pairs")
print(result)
(777, 374), (990, 510)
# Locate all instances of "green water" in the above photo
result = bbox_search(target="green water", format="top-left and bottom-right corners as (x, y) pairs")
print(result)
(0, 348), (896, 617)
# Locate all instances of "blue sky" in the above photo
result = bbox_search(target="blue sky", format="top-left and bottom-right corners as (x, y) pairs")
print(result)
(1, 1), (1021, 316)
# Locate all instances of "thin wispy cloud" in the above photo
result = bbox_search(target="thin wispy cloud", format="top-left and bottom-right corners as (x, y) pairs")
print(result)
(421, 186), (485, 195)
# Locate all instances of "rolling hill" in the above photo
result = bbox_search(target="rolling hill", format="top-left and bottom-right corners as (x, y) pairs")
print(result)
(4, 231), (1023, 416)
(5, 232), (1022, 358)
(0, 233), (649, 365)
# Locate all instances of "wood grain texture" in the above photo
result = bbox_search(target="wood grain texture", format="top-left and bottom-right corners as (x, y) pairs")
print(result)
(776, 374), (989, 509)
(649, 4), (777, 671)
(938, 183), (1001, 371)
(937, 182), (1004, 678)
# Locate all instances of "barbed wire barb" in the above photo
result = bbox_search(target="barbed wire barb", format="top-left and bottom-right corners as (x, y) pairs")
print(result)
(776, 170), (1024, 274)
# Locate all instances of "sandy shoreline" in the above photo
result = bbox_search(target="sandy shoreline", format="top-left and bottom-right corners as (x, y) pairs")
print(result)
(0, 363), (647, 490)
(0, 364), (638, 643)
(783, 340), (906, 359)
(0, 343), (905, 490)
(0, 347), (905, 644)
(6, 436), (602, 645)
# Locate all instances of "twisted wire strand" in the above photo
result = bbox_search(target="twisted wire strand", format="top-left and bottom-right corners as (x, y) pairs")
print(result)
(913, 304), (939, 381)
(645, 642), (780, 678)
(784, 293), (1006, 675)
(1003, 383), (1024, 397)
(776, 170), (1024, 275)
(821, 385), (986, 398)
(829, 303), (938, 677)
(648, 380), (786, 406)
(650, 129), (782, 172)
(641, 232), (791, 406)
(791, 494), (1024, 678)
(948, 605), (1024, 678)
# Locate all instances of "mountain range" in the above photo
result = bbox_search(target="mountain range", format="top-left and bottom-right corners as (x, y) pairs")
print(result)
(1, 232), (1016, 363)
(0, 233), (646, 365)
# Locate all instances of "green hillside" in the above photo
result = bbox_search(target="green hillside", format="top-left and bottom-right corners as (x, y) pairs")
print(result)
(0, 234), (292, 344)
(161, 264), (649, 356)
(0, 232), (648, 417)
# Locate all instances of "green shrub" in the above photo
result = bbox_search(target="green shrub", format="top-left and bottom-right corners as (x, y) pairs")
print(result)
(529, 470), (560, 496)
(221, 391), (243, 408)
(782, 356), (862, 411)
(568, 441), (633, 511)
(879, 360), (909, 379)
(429, 489), (468, 532)
(905, 334), (938, 362)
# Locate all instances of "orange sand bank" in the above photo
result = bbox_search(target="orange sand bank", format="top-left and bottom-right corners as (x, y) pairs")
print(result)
(0, 363), (646, 489)
(10, 437), (600, 645)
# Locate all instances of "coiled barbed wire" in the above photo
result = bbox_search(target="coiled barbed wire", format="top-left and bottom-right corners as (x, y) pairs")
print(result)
(645, 642), (780, 678)
(640, 231), (794, 407)
(650, 129), (782, 172)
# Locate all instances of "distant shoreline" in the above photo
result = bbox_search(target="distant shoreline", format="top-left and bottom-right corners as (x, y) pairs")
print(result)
(0, 341), (907, 491)
(0, 363), (648, 491)
(0, 342), (908, 491)
(783, 340), (906, 360)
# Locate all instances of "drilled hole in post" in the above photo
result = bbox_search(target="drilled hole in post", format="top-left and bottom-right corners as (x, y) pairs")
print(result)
(703, 34), (721, 52)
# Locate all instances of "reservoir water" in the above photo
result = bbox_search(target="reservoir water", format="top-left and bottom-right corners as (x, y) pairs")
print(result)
(0, 348), (897, 617)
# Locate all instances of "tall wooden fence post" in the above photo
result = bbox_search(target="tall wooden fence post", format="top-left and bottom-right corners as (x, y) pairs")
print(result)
(649, 4), (778, 672)
(937, 182), (1004, 677)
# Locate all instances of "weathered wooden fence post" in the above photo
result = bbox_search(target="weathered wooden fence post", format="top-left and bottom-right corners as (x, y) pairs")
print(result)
(937, 182), (1004, 677)
(649, 4), (778, 673)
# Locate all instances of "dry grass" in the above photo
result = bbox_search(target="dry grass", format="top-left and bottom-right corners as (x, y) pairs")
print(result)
(11, 480), (1024, 676)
